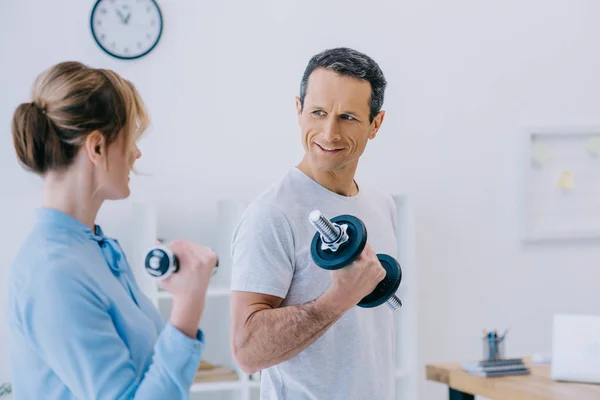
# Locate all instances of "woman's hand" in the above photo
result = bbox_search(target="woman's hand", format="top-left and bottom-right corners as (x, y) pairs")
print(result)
(158, 240), (218, 338)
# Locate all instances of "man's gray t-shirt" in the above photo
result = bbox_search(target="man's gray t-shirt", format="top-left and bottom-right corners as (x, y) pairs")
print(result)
(231, 167), (398, 400)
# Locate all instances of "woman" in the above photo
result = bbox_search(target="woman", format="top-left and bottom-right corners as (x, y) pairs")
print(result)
(6, 61), (217, 399)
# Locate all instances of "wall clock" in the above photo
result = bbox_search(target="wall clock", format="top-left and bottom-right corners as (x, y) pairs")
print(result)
(90, 0), (163, 60)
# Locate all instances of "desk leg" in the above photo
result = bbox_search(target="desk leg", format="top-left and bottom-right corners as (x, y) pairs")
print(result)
(449, 388), (475, 400)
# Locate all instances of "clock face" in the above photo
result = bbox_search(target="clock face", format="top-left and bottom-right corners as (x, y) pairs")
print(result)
(90, 0), (163, 60)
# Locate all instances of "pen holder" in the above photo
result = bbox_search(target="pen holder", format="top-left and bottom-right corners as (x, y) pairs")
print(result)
(482, 330), (507, 361)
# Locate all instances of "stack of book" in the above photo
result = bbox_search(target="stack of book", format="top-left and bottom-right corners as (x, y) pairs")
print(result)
(461, 358), (531, 377)
(194, 360), (239, 383)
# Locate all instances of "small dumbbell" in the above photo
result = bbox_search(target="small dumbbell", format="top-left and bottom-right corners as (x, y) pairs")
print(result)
(144, 244), (219, 280)
(308, 210), (402, 310)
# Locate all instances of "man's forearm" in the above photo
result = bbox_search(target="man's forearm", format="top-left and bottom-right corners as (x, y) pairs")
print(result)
(234, 290), (346, 373)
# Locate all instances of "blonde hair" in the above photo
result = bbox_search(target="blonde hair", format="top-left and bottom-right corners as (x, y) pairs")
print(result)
(11, 61), (149, 175)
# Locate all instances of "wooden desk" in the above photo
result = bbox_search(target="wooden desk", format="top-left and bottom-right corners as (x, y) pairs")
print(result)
(426, 357), (600, 400)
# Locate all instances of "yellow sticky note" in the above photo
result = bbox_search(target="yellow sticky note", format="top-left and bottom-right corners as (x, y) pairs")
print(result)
(557, 170), (574, 190)
(586, 136), (600, 157)
(532, 142), (551, 165)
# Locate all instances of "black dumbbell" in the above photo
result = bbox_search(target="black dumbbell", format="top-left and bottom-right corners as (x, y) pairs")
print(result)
(144, 245), (179, 280)
(144, 243), (219, 281)
(308, 210), (402, 310)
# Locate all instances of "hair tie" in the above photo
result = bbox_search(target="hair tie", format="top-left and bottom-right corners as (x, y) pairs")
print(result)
(32, 102), (47, 115)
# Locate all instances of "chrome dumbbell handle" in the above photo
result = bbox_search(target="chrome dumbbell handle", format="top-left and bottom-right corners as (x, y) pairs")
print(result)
(308, 210), (349, 252)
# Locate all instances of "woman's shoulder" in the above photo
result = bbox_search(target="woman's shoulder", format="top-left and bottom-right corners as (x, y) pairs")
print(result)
(9, 225), (96, 296)
(6, 225), (107, 332)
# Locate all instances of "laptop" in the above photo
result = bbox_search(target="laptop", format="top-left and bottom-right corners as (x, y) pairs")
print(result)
(551, 313), (600, 384)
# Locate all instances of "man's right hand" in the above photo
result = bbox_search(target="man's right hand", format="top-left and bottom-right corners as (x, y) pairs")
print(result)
(325, 244), (386, 313)
(230, 242), (383, 375)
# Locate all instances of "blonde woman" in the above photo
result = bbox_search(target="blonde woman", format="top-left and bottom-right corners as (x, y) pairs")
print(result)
(6, 62), (217, 399)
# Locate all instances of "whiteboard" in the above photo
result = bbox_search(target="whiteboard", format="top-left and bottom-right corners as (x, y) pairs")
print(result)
(522, 128), (600, 243)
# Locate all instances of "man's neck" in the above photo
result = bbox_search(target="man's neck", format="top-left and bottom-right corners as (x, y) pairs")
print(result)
(297, 157), (359, 197)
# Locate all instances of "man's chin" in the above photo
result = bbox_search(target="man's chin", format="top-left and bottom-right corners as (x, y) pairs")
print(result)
(309, 159), (344, 172)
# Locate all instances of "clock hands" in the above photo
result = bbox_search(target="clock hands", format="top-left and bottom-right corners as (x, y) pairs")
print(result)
(115, 8), (131, 25)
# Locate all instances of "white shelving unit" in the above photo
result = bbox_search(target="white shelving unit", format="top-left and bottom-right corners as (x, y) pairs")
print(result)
(101, 195), (418, 400)
(391, 195), (419, 400)
(153, 287), (259, 400)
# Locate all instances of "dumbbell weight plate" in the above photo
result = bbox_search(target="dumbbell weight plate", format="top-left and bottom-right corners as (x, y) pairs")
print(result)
(310, 215), (367, 270)
(144, 245), (179, 279)
(358, 254), (402, 308)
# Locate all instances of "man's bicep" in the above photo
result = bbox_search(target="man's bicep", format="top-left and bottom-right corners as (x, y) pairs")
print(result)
(230, 202), (295, 298)
(231, 290), (283, 341)
(231, 290), (284, 326)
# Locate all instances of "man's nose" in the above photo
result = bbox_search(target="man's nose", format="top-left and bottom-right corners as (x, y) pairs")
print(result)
(321, 117), (341, 142)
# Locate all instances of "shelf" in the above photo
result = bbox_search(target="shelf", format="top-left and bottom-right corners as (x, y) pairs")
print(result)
(189, 379), (261, 393)
(188, 371), (406, 394)
(396, 369), (409, 378)
(122, 197), (417, 399)
(190, 380), (242, 393)
(157, 286), (407, 301)
(156, 286), (231, 300)
(248, 380), (260, 389)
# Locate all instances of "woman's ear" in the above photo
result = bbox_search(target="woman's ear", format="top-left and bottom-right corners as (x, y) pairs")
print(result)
(84, 131), (106, 166)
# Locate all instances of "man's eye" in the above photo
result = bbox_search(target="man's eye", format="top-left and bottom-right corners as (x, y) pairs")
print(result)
(341, 114), (355, 121)
(313, 110), (325, 116)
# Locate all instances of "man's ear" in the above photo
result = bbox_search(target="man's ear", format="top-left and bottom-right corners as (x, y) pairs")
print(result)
(84, 131), (106, 166)
(295, 96), (303, 124)
(368, 110), (386, 140)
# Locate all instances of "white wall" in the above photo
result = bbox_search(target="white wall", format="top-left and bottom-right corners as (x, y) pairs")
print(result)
(2, 0), (600, 398)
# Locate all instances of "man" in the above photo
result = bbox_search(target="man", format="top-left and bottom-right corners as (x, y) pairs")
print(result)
(230, 47), (398, 400)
